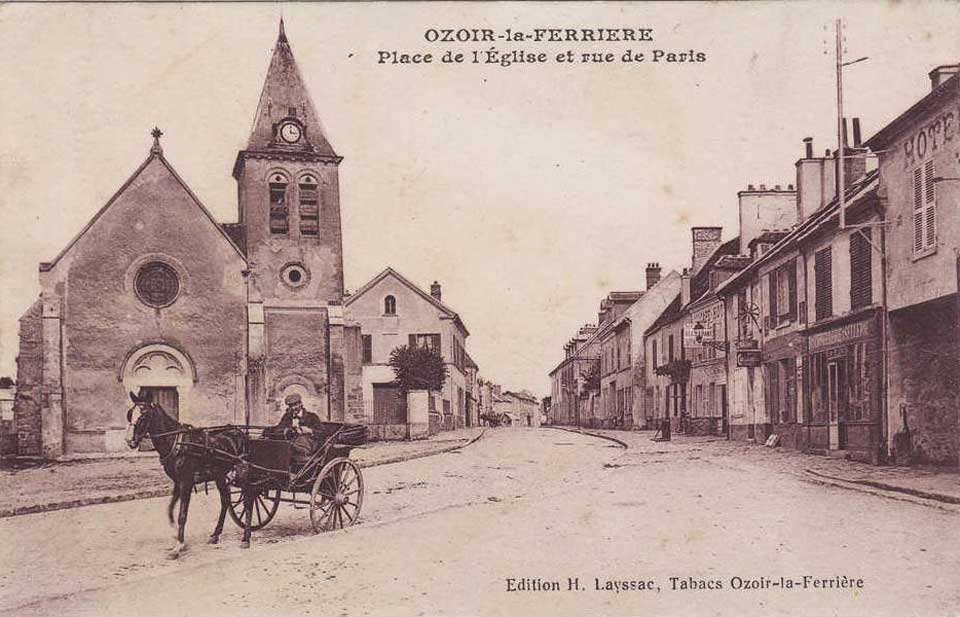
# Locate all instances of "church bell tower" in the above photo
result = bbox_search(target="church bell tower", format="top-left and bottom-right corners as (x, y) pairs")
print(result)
(235, 20), (350, 422)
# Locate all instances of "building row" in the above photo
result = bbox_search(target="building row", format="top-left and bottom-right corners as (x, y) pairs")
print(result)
(549, 63), (959, 468)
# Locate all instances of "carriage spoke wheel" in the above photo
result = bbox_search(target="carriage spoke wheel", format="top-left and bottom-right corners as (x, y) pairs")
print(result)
(310, 458), (363, 533)
(228, 487), (281, 530)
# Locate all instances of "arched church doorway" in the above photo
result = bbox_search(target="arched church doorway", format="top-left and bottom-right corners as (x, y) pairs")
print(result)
(120, 344), (196, 421)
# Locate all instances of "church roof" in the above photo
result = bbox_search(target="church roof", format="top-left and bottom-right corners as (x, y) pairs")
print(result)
(41, 132), (247, 272)
(245, 19), (337, 158)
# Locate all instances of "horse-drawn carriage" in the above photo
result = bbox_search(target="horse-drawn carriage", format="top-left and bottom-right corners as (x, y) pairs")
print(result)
(226, 422), (367, 534)
(124, 393), (368, 557)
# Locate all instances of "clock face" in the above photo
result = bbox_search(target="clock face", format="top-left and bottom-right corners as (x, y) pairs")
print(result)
(279, 122), (302, 144)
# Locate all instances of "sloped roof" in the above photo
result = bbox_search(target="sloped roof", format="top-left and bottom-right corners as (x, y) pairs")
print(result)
(40, 142), (247, 272)
(645, 293), (683, 335)
(865, 72), (958, 150)
(345, 267), (470, 336)
(245, 20), (337, 157)
(717, 169), (880, 295)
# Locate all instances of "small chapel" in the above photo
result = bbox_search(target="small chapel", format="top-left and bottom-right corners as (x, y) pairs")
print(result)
(14, 21), (363, 457)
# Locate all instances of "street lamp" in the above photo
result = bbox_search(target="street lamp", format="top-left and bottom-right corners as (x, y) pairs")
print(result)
(693, 321), (728, 352)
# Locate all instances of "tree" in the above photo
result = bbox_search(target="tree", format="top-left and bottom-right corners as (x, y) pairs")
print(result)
(388, 344), (448, 394)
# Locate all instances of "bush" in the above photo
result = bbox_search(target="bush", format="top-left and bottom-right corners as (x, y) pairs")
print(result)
(388, 345), (448, 394)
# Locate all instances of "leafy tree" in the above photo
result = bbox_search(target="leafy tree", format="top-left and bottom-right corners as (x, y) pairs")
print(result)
(388, 345), (448, 394)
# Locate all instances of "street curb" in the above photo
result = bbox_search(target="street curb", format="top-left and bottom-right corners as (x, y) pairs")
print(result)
(544, 425), (629, 449)
(355, 428), (485, 468)
(0, 430), (486, 520)
(804, 469), (960, 506)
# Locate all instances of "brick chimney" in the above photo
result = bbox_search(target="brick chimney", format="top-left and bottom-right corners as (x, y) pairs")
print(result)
(645, 263), (662, 290)
(929, 64), (959, 89)
(691, 227), (722, 273)
(430, 281), (442, 302)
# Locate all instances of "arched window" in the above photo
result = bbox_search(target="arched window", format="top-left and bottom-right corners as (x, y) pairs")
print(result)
(384, 295), (396, 315)
(299, 174), (319, 237)
(268, 172), (289, 234)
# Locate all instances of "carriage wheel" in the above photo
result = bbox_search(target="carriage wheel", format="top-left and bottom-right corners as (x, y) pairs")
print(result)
(228, 487), (281, 530)
(310, 458), (364, 533)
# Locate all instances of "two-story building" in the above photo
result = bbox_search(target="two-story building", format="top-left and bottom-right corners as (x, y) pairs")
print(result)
(345, 268), (473, 439)
(865, 64), (959, 467)
(548, 324), (599, 426)
(596, 291), (644, 428)
(719, 131), (884, 462)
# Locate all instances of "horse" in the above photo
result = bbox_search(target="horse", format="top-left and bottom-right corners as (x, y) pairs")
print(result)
(124, 392), (249, 558)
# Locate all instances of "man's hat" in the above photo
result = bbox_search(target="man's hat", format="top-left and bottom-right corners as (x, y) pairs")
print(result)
(284, 393), (302, 407)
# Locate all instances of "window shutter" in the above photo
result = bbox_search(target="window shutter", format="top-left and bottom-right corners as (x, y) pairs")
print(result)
(787, 262), (797, 320)
(767, 273), (778, 325)
(913, 167), (924, 253)
(408, 334), (417, 348)
(924, 160), (936, 249)
(814, 247), (833, 320)
(431, 334), (441, 351)
(850, 229), (872, 309)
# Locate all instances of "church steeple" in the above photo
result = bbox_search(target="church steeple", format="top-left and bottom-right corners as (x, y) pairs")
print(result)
(245, 20), (336, 158)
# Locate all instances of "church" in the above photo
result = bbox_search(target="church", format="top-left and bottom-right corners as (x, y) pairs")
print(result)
(14, 21), (364, 458)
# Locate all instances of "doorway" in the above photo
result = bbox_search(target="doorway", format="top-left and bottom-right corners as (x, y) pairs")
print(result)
(140, 386), (179, 420)
(827, 360), (848, 449)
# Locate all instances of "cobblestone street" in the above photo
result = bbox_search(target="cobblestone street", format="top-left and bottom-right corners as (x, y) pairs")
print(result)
(2, 429), (958, 617)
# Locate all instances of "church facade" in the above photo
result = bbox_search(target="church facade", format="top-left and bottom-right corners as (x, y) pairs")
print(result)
(14, 22), (363, 458)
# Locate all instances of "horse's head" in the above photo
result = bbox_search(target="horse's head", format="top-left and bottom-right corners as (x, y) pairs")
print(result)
(125, 391), (157, 449)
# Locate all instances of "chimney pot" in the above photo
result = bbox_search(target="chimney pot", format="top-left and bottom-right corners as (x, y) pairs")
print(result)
(430, 281), (442, 302)
(852, 117), (863, 148)
(788, 184), (794, 191)
(747, 184), (755, 191)
(803, 137), (813, 159)
(759, 184), (766, 191)
(645, 262), (662, 290)
(774, 184), (781, 191)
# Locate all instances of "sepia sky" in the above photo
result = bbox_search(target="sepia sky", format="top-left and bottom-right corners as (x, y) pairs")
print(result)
(0, 2), (958, 396)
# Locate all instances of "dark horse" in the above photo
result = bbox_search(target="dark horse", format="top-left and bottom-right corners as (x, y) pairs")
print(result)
(125, 392), (248, 558)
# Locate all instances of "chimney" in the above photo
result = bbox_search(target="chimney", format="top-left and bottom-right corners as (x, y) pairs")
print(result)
(690, 226), (722, 273)
(681, 268), (692, 306)
(835, 118), (867, 188)
(795, 137), (836, 223)
(929, 64), (960, 90)
(645, 262), (662, 290)
(430, 281), (442, 302)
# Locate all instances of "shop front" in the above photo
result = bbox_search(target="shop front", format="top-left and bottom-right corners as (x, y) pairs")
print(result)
(761, 331), (804, 450)
(803, 310), (882, 463)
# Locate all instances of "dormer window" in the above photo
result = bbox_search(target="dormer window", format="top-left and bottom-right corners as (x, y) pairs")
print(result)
(384, 295), (396, 315)
(268, 172), (289, 234)
(299, 174), (319, 236)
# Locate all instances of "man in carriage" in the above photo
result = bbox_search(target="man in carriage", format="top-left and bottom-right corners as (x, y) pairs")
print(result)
(272, 393), (324, 466)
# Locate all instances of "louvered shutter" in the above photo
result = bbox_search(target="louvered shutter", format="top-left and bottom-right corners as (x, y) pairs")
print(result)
(850, 229), (872, 309)
(767, 273), (778, 325)
(786, 262), (797, 321)
(913, 166), (924, 252)
(814, 248), (833, 320)
(924, 160), (936, 250)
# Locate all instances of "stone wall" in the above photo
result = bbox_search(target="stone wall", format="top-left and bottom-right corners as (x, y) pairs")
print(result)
(13, 300), (42, 456)
(888, 298), (959, 467)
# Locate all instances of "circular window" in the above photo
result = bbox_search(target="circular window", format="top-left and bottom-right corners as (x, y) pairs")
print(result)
(135, 262), (180, 308)
(280, 263), (309, 289)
